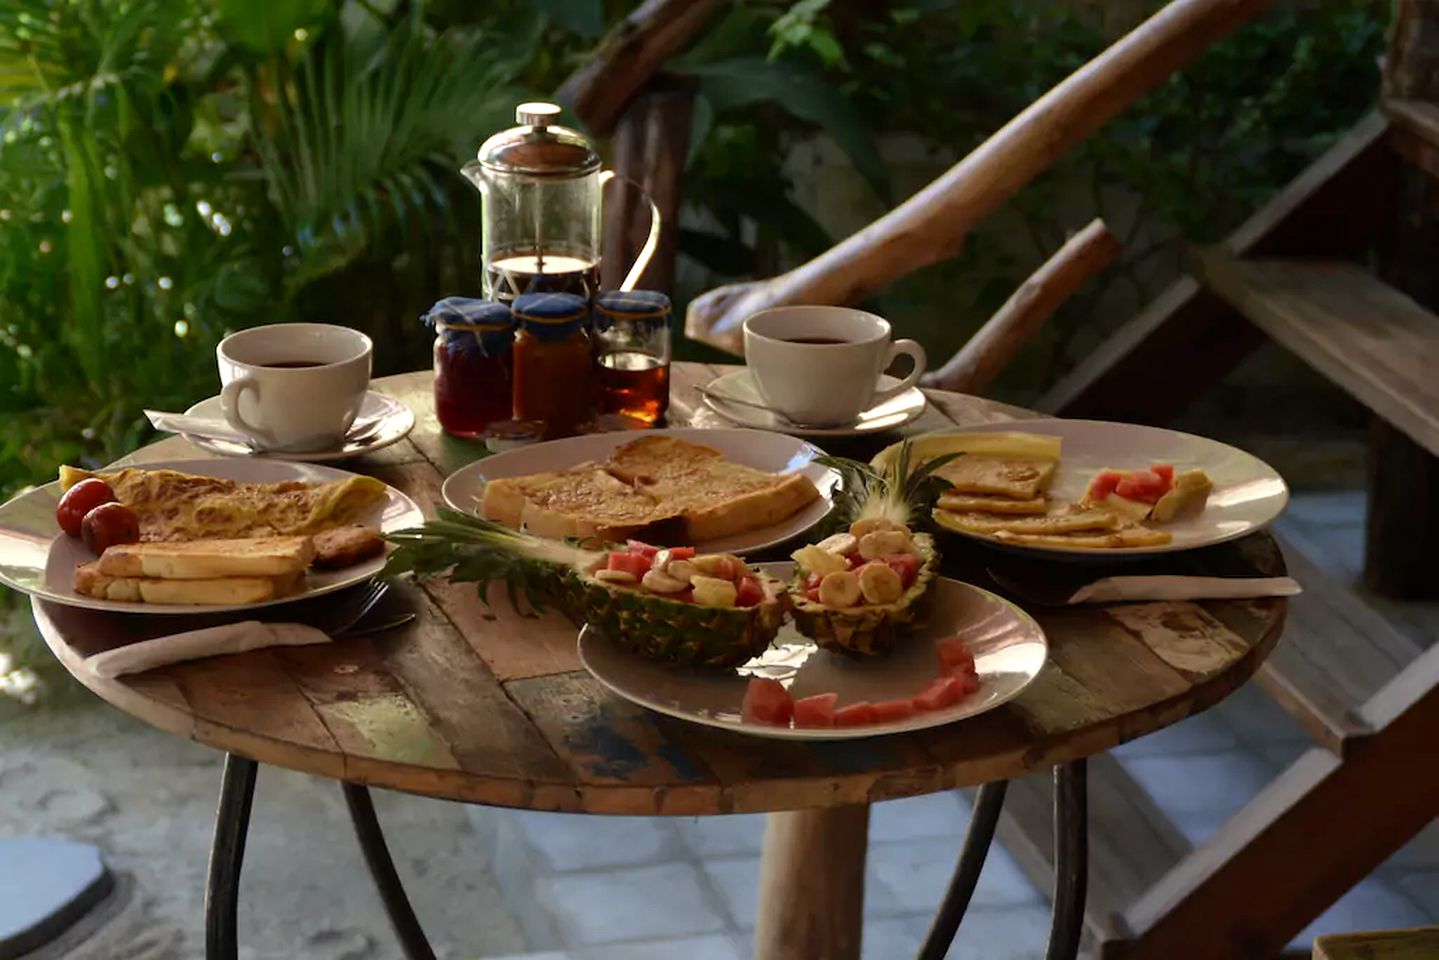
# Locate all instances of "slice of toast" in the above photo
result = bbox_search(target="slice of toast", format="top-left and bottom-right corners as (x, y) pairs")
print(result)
(606, 435), (724, 484)
(97, 536), (315, 579)
(74, 562), (303, 605)
(484, 462), (681, 542)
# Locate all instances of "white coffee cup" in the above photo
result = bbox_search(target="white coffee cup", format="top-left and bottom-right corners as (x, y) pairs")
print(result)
(742, 306), (927, 425)
(216, 323), (372, 452)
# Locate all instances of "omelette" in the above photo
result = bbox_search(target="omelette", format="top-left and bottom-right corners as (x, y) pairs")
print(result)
(58, 465), (387, 542)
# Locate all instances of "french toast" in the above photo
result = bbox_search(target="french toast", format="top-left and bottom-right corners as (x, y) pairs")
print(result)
(482, 462), (683, 542)
(74, 562), (303, 604)
(97, 536), (315, 579)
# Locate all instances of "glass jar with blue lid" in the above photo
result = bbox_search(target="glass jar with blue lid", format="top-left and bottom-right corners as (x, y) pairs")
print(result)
(512, 292), (594, 439)
(592, 290), (670, 424)
(423, 298), (514, 438)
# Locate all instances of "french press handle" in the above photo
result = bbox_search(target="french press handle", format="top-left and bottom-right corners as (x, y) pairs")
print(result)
(599, 170), (662, 291)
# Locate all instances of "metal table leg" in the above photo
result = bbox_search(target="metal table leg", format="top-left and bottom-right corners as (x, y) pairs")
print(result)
(1045, 759), (1089, 960)
(205, 753), (258, 960)
(915, 780), (1009, 960)
(343, 782), (437, 960)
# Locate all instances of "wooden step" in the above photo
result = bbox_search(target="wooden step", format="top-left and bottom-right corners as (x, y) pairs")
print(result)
(1384, 98), (1439, 181)
(993, 753), (1191, 948)
(1248, 530), (1424, 755)
(1193, 250), (1439, 460)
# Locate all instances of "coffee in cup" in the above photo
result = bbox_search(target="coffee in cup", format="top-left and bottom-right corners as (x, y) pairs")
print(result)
(216, 323), (372, 452)
(742, 306), (926, 425)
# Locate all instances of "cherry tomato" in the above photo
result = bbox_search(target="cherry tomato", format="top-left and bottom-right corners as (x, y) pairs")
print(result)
(81, 502), (140, 554)
(56, 478), (117, 538)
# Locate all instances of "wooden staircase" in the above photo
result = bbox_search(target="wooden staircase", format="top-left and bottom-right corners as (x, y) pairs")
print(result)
(1016, 99), (1439, 959)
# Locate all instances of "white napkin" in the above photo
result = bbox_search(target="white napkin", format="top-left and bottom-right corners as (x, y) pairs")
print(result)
(83, 621), (331, 678)
(144, 409), (253, 445)
(1067, 575), (1302, 605)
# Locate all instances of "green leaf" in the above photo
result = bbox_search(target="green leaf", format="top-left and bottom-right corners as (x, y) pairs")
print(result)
(533, 0), (604, 39)
(214, 0), (327, 54)
(684, 58), (891, 203)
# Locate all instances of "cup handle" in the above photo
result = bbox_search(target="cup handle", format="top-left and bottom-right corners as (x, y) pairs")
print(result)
(219, 377), (279, 449)
(874, 339), (927, 402)
(599, 169), (662, 291)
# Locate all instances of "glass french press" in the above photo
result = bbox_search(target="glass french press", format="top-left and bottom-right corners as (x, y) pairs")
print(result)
(461, 102), (660, 302)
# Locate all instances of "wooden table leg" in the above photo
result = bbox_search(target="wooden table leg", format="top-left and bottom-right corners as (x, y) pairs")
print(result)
(754, 804), (870, 960)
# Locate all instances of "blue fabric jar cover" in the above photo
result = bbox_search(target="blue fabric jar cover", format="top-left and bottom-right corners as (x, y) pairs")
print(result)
(512, 292), (589, 343)
(593, 290), (671, 331)
(423, 297), (513, 359)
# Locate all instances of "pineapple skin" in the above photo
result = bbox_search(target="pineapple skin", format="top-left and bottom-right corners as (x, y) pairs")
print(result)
(573, 571), (790, 670)
(788, 534), (940, 658)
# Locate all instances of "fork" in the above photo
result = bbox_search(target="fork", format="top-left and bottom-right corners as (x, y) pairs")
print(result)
(322, 580), (416, 638)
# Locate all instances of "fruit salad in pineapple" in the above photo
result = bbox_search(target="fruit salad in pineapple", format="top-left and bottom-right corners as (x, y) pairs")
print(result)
(788, 442), (957, 657)
(382, 509), (788, 670)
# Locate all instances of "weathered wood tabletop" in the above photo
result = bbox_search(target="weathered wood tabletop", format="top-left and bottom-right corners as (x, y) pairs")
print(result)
(33, 364), (1287, 817)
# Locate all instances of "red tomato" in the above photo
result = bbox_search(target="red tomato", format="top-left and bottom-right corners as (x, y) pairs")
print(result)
(667, 546), (697, 561)
(80, 502), (140, 554)
(871, 699), (916, 723)
(735, 576), (764, 607)
(832, 701), (878, 727)
(607, 551), (651, 578)
(912, 677), (966, 712)
(1150, 463), (1175, 485)
(881, 553), (921, 588)
(56, 478), (117, 538)
(935, 636), (976, 678)
(793, 692), (839, 728)
(742, 678), (794, 725)
(1085, 470), (1123, 502)
(626, 540), (659, 558)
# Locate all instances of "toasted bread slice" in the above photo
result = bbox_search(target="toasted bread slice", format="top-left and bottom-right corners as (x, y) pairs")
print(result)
(936, 492), (1048, 515)
(74, 562), (303, 604)
(97, 536), (314, 580)
(677, 471), (820, 541)
(485, 462), (682, 542)
(311, 526), (385, 569)
(605, 435), (724, 484)
(933, 456), (1057, 500)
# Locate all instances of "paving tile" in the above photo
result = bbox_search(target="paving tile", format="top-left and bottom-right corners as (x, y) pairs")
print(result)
(868, 837), (1041, 915)
(1119, 751), (1277, 846)
(574, 933), (744, 960)
(1379, 818), (1439, 872)
(700, 854), (902, 929)
(483, 953), (570, 960)
(1210, 681), (1311, 747)
(946, 904), (1055, 959)
(1393, 868), (1439, 916)
(1110, 706), (1239, 758)
(535, 862), (729, 946)
(1292, 878), (1432, 948)
(675, 813), (767, 858)
(862, 916), (926, 960)
(868, 790), (972, 842)
(1280, 491), (1365, 529)
(510, 810), (681, 873)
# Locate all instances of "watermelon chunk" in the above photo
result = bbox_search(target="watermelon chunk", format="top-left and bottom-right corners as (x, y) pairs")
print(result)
(872, 698), (916, 723)
(956, 671), (982, 695)
(742, 678), (793, 725)
(935, 635), (977, 679)
(912, 677), (966, 711)
(793, 692), (839, 728)
(626, 540), (659, 558)
(1150, 462), (1175, 484)
(735, 576), (764, 607)
(832, 701), (878, 727)
(1115, 469), (1168, 504)
(608, 551), (651, 578)
(667, 546), (697, 561)
(881, 553), (921, 588)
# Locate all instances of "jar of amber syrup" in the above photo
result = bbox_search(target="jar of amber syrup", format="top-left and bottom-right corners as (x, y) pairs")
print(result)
(512, 292), (594, 439)
(424, 298), (515, 438)
(592, 290), (670, 425)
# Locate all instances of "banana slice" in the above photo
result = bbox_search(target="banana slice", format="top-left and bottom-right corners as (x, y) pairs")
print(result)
(858, 529), (912, 560)
(858, 562), (903, 604)
(691, 575), (738, 608)
(642, 569), (689, 594)
(818, 570), (862, 607)
(792, 544), (847, 576)
(816, 532), (858, 556)
(849, 517), (902, 538)
(665, 559), (698, 583)
(594, 569), (638, 585)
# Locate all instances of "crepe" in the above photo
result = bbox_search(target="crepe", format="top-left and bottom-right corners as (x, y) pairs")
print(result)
(990, 527), (1172, 549)
(936, 492), (1048, 515)
(933, 456), (1057, 500)
(59, 465), (386, 542)
(934, 502), (1119, 536)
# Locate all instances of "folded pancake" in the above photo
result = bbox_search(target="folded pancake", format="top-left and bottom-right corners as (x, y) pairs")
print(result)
(933, 456), (1057, 501)
(990, 527), (1172, 549)
(934, 502), (1118, 536)
(936, 492), (1048, 515)
(74, 562), (303, 604)
(59, 466), (386, 542)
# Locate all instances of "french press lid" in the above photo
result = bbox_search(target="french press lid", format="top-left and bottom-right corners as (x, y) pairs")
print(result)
(475, 102), (601, 178)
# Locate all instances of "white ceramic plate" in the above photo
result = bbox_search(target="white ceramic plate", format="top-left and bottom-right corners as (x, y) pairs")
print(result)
(579, 561), (1047, 740)
(180, 391), (415, 462)
(902, 418), (1289, 557)
(700, 369), (928, 437)
(0, 458), (424, 614)
(441, 428), (838, 555)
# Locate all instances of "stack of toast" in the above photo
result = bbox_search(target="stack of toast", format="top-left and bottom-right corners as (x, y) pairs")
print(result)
(481, 435), (820, 543)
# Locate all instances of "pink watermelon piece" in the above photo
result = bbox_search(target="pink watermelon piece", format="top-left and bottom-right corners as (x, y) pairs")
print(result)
(793, 692), (839, 728)
(871, 699), (916, 723)
(913, 676), (966, 712)
(741, 678), (793, 725)
(936, 635), (977, 679)
(832, 701), (878, 727)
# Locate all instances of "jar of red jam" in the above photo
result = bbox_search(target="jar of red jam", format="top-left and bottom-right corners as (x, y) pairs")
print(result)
(512, 292), (593, 440)
(424, 297), (515, 438)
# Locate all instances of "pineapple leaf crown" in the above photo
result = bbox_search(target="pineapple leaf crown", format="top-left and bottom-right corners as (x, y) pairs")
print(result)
(382, 507), (603, 613)
(813, 441), (961, 536)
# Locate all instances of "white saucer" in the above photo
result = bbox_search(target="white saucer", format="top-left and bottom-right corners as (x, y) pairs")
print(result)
(699, 370), (927, 437)
(181, 391), (414, 462)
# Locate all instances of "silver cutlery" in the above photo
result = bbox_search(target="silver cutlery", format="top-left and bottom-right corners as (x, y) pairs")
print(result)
(694, 384), (836, 430)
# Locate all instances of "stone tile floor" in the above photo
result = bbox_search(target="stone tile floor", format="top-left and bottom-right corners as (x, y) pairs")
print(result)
(2, 489), (1434, 958)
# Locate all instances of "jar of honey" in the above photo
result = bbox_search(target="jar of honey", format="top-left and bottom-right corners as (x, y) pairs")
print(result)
(592, 290), (670, 425)
(424, 297), (515, 438)
(512, 292), (594, 439)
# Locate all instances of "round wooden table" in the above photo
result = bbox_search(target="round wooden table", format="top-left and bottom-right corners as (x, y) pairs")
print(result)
(32, 365), (1288, 960)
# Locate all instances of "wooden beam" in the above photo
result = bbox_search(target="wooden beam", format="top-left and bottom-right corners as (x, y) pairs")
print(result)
(601, 78), (696, 293)
(923, 219), (1120, 394)
(1042, 111), (1395, 422)
(1365, 418), (1439, 599)
(556, 0), (723, 137)
(685, 0), (1274, 355)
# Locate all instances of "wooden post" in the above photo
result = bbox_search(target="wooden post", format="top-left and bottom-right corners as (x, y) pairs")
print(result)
(601, 78), (696, 294)
(1367, 0), (1439, 598)
(754, 805), (870, 960)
